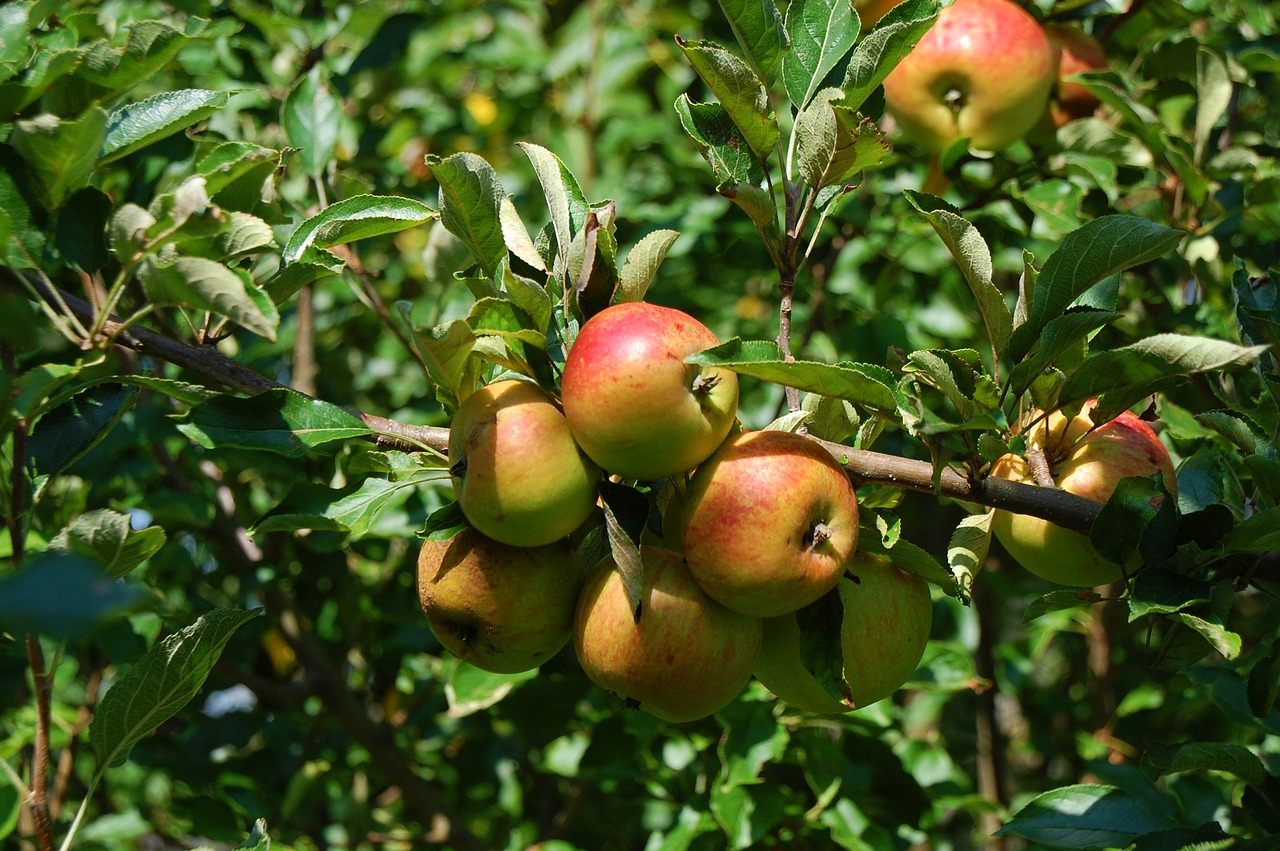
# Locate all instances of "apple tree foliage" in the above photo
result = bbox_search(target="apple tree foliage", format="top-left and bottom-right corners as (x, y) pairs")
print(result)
(1, 0), (1279, 848)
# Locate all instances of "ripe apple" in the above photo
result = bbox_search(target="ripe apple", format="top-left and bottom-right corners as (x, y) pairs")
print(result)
(754, 552), (933, 712)
(682, 430), (858, 617)
(990, 400), (1178, 586)
(417, 529), (583, 674)
(881, 0), (1056, 153)
(573, 545), (763, 723)
(449, 379), (600, 548)
(1045, 24), (1107, 126)
(560, 302), (739, 481)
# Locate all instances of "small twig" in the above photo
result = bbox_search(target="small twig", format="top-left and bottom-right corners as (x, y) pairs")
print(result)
(26, 635), (55, 851)
(776, 276), (801, 413)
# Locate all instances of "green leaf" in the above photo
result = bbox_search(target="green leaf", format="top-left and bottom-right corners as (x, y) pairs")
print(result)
(254, 477), (418, 541)
(905, 191), (1012, 359)
(282, 194), (436, 264)
(177, 389), (371, 457)
(1146, 742), (1265, 787)
(1022, 589), (1103, 623)
(796, 586), (851, 707)
(264, 246), (345, 304)
(138, 256), (279, 339)
(90, 608), (261, 768)
(55, 186), (111, 272)
(100, 89), (243, 164)
(468, 297), (545, 348)
(445, 660), (538, 718)
(0, 552), (142, 640)
(796, 89), (889, 190)
(1223, 504), (1280, 555)
(50, 509), (166, 578)
(429, 151), (507, 277)
(801, 392), (859, 443)
(1128, 568), (1212, 622)
(75, 19), (215, 98)
(1173, 611), (1241, 661)
(617, 229), (680, 304)
(1247, 645), (1280, 719)
(1009, 216), (1183, 360)
(502, 264), (553, 334)
(997, 784), (1179, 847)
(1193, 410), (1269, 456)
(1194, 48), (1231, 165)
(0, 3), (32, 71)
(421, 500), (469, 543)
(282, 66), (340, 177)
(412, 316), (478, 414)
(905, 348), (999, 419)
(1058, 335), (1266, 409)
(675, 95), (767, 188)
(687, 338), (900, 417)
(28, 382), (137, 479)
(11, 107), (109, 208)
(782, 0), (858, 110)
(948, 510), (993, 602)
(858, 532), (959, 596)
(499, 195), (547, 273)
(1089, 475), (1177, 568)
(717, 0), (789, 88)
(216, 211), (276, 259)
(841, 0), (939, 112)
(676, 37), (780, 159)
(518, 141), (590, 282)
(1008, 307), (1121, 400)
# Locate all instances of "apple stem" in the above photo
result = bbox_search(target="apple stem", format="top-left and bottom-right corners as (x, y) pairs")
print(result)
(777, 276), (801, 414)
(1026, 445), (1056, 489)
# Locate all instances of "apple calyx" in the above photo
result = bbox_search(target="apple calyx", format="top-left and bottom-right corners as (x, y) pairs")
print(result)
(943, 87), (966, 113)
(690, 371), (722, 396)
(449, 459), (467, 478)
(804, 521), (835, 549)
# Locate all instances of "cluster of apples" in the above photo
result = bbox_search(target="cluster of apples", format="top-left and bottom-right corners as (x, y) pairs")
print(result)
(874, 0), (1108, 154)
(417, 301), (934, 722)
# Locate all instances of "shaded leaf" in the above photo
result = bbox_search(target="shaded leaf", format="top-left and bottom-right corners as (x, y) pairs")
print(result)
(948, 510), (993, 603)
(717, 0), (788, 88)
(675, 95), (766, 187)
(429, 151), (507, 276)
(796, 89), (889, 190)
(282, 67), (340, 177)
(841, 0), (939, 111)
(90, 608), (260, 768)
(139, 256), (278, 339)
(1023, 589), (1102, 623)
(997, 784), (1179, 847)
(11, 107), (109, 208)
(177, 389), (370, 457)
(1145, 742), (1265, 787)
(253, 477), (418, 541)
(617, 229), (680, 304)
(28, 382), (137, 478)
(0, 552), (142, 640)
(50, 509), (166, 578)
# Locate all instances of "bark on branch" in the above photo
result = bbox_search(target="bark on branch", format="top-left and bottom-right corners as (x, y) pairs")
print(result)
(4, 270), (1104, 534)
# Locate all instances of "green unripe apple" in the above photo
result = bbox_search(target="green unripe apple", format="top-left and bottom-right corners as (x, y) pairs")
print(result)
(682, 429), (858, 618)
(417, 529), (583, 674)
(882, 0), (1056, 153)
(560, 302), (739, 481)
(573, 546), (763, 723)
(449, 379), (600, 548)
(990, 400), (1178, 586)
(754, 552), (933, 712)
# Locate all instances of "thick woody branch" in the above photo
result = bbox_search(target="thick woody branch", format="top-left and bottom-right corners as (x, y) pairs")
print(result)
(5, 271), (1104, 534)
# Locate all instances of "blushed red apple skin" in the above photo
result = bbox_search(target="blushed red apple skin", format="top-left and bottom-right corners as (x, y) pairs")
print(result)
(754, 552), (933, 713)
(417, 529), (583, 674)
(682, 430), (858, 618)
(449, 379), (600, 548)
(882, 0), (1056, 152)
(1045, 24), (1107, 126)
(560, 302), (739, 481)
(573, 546), (763, 723)
(991, 401), (1179, 587)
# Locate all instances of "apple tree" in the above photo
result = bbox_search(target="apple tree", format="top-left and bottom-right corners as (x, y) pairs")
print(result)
(2, 0), (1279, 849)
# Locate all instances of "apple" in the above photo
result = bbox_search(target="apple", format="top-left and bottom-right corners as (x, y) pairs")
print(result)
(990, 400), (1178, 586)
(881, 0), (1056, 153)
(417, 529), (583, 674)
(573, 545), (763, 723)
(1045, 24), (1107, 127)
(855, 0), (902, 28)
(560, 301), (739, 481)
(754, 552), (933, 712)
(449, 379), (600, 548)
(682, 429), (858, 617)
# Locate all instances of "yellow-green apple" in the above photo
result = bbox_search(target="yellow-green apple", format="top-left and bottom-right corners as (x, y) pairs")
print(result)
(882, 0), (1056, 152)
(990, 400), (1178, 586)
(560, 302), (739, 481)
(855, 0), (902, 28)
(449, 379), (600, 548)
(754, 552), (933, 712)
(417, 529), (583, 674)
(682, 430), (858, 617)
(573, 546), (763, 722)
(1045, 24), (1107, 126)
